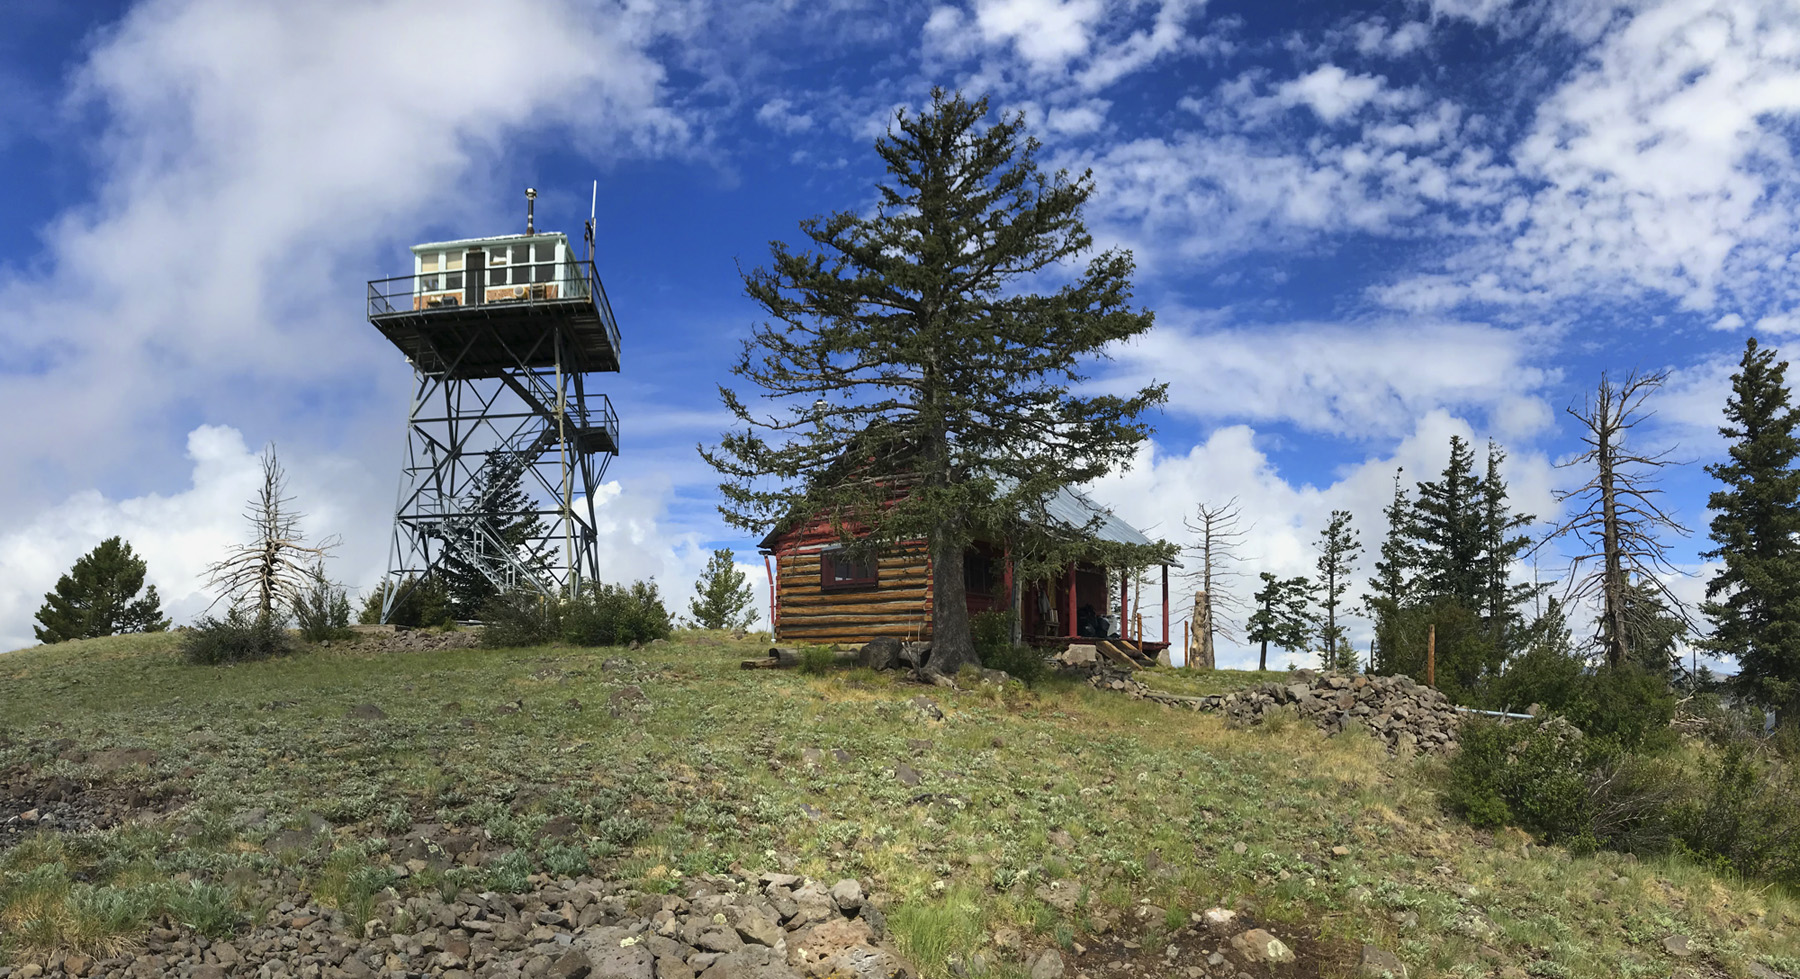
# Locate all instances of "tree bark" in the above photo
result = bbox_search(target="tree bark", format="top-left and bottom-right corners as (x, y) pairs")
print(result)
(926, 523), (978, 675)
(1597, 384), (1629, 668)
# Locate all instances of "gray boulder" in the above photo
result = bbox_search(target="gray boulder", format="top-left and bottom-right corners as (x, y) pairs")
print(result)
(859, 638), (901, 671)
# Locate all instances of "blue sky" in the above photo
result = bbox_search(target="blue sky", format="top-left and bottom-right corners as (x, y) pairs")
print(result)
(0, 0), (1795, 667)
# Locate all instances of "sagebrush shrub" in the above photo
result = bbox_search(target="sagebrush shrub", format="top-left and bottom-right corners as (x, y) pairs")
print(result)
(181, 609), (295, 665)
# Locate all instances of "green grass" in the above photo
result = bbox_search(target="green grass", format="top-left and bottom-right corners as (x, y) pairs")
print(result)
(0, 632), (1795, 976)
(1135, 667), (1291, 697)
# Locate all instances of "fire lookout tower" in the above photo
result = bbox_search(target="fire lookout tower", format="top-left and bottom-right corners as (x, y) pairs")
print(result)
(368, 189), (621, 621)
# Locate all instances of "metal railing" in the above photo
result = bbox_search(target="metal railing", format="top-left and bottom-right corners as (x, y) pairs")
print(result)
(367, 259), (621, 358)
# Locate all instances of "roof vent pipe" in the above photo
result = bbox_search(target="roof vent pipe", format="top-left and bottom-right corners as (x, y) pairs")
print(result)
(525, 188), (537, 235)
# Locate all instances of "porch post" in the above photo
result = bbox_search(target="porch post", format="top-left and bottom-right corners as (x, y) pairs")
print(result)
(1066, 563), (1077, 638)
(764, 554), (777, 638)
(1005, 545), (1020, 645)
(1120, 574), (1129, 641)
(1162, 564), (1169, 647)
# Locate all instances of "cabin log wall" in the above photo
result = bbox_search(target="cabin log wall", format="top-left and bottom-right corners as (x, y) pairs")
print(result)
(772, 542), (933, 644)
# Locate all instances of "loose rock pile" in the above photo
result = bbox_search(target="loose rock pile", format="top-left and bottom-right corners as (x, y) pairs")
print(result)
(333, 628), (484, 654)
(1222, 673), (1462, 755)
(1071, 664), (1464, 755)
(0, 870), (908, 979)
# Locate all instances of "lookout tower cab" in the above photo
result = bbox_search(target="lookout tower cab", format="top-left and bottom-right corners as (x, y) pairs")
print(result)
(370, 231), (620, 379)
(369, 201), (623, 624)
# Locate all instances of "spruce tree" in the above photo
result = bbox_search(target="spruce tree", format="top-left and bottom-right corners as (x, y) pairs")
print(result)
(703, 89), (1167, 675)
(1365, 469), (1417, 671)
(34, 537), (170, 643)
(1247, 572), (1313, 671)
(440, 463), (549, 618)
(1478, 441), (1539, 657)
(1414, 435), (1484, 608)
(689, 549), (759, 630)
(1313, 510), (1362, 670)
(1702, 337), (1800, 722)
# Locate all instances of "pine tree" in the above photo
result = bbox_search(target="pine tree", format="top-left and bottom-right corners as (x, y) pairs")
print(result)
(1247, 572), (1313, 671)
(440, 462), (549, 618)
(33, 537), (170, 643)
(703, 89), (1167, 675)
(1414, 435), (1484, 608)
(1702, 337), (1800, 722)
(689, 549), (759, 630)
(1478, 441), (1540, 657)
(1313, 510), (1362, 670)
(1365, 469), (1417, 671)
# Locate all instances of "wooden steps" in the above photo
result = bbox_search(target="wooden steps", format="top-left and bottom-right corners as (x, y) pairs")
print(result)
(1096, 639), (1158, 670)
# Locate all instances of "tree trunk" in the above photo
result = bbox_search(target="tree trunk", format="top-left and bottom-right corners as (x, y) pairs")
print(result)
(1258, 638), (1268, 671)
(926, 523), (978, 675)
(1598, 394), (1629, 668)
(1194, 589), (1214, 670)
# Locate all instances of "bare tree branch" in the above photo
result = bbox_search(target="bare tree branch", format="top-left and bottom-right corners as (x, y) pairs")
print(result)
(1182, 498), (1249, 667)
(1536, 369), (1693, 666)
(203, 446), (337, 621)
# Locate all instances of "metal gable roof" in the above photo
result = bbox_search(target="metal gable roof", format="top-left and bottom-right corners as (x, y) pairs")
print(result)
(1038, 484), (1157, 547)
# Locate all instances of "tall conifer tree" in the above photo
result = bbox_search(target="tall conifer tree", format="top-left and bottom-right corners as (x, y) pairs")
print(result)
(1479, 441), (1539, 657)
(1414, 435), (1484, 608)
(1247, 572), (1313, 671)
(704, 90), (1167, 674)
(1702, 337), (1800, 722)
(440, 463), (548, 618)
(1365, 469), (1417, 670)
(1313, 510), (1361, 670)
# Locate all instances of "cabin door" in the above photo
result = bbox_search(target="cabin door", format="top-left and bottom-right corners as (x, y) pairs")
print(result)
(464, 249), (485, 306)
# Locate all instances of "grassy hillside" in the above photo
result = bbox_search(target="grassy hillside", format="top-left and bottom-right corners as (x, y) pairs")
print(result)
(0, 632), (1795, 977)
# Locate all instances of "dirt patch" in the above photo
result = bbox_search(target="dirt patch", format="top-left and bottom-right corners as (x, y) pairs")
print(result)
(0, 760), (189, 849)
(1061, 909), (1362, 979)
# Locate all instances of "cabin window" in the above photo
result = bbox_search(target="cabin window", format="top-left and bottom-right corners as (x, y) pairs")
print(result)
(821, 549), (878, 590)
(964, 550), (996, 596)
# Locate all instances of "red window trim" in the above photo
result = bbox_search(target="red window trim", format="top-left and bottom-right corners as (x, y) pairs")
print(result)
(820, 548), (879, 591)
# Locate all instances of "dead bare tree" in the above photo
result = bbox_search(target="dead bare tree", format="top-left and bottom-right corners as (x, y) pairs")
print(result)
(205, 446), (336, 621)
(1538, 370), (1692, 668)
(1183, 498), (1249, 669)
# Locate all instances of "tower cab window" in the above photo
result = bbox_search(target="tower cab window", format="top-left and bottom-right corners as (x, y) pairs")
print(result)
(488, 240), (559, 286)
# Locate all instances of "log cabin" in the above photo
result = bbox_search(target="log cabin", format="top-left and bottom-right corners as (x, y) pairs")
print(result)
(758, 484), (1175, 656)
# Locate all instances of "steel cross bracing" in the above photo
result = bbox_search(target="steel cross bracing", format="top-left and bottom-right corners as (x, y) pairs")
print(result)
(380, 319), (616, 623)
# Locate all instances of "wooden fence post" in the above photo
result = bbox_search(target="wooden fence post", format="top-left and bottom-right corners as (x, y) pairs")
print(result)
(1427, 624), (1436, 688)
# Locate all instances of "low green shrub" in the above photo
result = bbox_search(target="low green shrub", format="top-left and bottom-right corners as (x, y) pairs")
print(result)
(1444, 717), (1594, 847)
(561, 581), (673, 647)
(181, 608), (295, 665)
(1563, 664), (1678, 755)
(798, 645), (836, 675)
(292, 564), (353, 642)
(480, 591), (558, 648)
(360, 576), (454, 629)
(1673, 742), (1800, 889)
(971, 610), (1046, 685)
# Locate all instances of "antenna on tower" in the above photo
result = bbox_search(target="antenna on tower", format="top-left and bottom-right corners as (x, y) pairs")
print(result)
(525, 187), (537, 235)
(585, 180), (598, 263)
